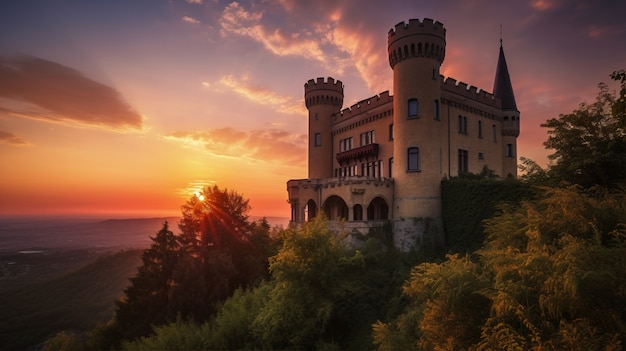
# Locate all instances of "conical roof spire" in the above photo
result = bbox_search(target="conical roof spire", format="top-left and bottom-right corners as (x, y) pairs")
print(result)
(493, 41), (518, 111)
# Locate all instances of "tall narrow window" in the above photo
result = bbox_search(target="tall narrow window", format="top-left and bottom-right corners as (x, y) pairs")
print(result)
(458, 115), (468, 134)
(340, 137), (352, 152)
(314, 133), (321, 146)
(492, 124), (497, 143)
(389, 157), (394, 178)
(389, 124), (394, 140)
(458, 149), (469, 173)
(434, 99), (440, 120)
(506, 143), (514, 157)
(360, 130), (375, 146)
(478, 120), (483, 138)
(407, 147), (420, 171)
(408, 98), (419, 118)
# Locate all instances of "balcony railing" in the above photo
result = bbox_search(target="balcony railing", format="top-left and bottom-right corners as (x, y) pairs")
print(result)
(336, 143), (379, 163)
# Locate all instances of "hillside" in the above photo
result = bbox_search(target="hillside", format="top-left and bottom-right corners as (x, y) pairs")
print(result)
(0, 249), (142, 350)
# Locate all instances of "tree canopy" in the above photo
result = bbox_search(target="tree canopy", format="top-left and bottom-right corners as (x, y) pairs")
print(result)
(539, 70), (626, 188)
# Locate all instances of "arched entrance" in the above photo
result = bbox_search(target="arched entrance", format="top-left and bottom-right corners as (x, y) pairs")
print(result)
(367, 197), (389, 220)
(323, 195), (349, 220)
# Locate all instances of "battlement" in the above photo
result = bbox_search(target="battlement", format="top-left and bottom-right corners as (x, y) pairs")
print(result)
(305, 77), (344, 109)
(388, 18), (446, 41)
(304, 77), (344, 94)
(338, 91), (393, 117)
(442, 76), (498, 107)
(388, 18), (446, 67)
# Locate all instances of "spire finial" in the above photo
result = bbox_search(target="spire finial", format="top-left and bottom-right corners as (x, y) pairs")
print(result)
(499, 24), (503, 47)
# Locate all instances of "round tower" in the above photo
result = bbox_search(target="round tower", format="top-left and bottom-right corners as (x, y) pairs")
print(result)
(388, 18), (446, 220)
(304, 77), (344, 179)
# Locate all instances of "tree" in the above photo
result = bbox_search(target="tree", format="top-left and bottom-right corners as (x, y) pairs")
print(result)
(540, 70), (626, 188)
(171, 186), (273, 322)
(114, 222), (181, 341)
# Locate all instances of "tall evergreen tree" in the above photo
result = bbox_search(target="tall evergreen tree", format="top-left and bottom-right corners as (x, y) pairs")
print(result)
(114, 222), (180, 341)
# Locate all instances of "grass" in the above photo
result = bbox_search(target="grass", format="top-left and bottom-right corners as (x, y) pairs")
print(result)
(0, 249), (142, 350)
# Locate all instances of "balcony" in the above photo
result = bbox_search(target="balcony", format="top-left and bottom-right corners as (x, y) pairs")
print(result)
(336, 143), (379, 163)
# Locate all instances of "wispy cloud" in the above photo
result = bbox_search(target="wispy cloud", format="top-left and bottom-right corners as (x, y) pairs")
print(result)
(182, 15), (200, 24)
(166, 127), (306, 166)
(217, 74), (304, 114)
(0, 55), (142, 131)
(218, 2), (349, 74)
(0, 130), (29, 146)
(186, 0), (202, 4)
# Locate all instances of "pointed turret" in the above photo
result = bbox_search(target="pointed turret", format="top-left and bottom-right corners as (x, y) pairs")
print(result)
(493, 42), (517, 111)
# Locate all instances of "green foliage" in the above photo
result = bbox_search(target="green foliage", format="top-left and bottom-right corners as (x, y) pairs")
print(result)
(122, 318), (212, 351)
(540, 70), (626, 189)
(441, 176), (535, 253)
(376, 185), (626, 350)
(106, 186), (278, 347)
(114, 222), (181, 341)
(373, 254), (490, 350)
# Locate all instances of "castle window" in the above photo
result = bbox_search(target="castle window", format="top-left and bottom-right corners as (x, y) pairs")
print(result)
(389, 124), (394, 140)
(407, 147), (420, 172)
(339, 137), (353, 152)
(478, 120), (483, 138)
(506, 143), (514, 157)
(458, 115), (468, 134)
(360, 130), (375, 146)
(389, 157), (394, 178)
(478, 152), (484, 160)
(314, 133), (321, 147)
(408, 98), (419, 118)
(458, 149), (469, 173)
(434, 99), (440, 120)
(492, 124), (497, 143)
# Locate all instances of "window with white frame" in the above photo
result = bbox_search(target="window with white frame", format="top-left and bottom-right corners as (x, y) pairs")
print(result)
(360, 130), (375, 146)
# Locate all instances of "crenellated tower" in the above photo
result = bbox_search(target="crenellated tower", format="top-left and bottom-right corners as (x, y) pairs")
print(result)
(388, 18), (446, 221)
(304, 77), (344, 179)
(493, 41), (520, 177)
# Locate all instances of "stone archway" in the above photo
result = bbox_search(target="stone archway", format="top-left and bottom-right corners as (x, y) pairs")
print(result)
(367, 197), (389, 220)
(323, 195), (349, 220)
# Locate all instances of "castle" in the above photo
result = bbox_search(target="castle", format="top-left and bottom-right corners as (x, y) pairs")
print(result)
(286, 18), (520, 250)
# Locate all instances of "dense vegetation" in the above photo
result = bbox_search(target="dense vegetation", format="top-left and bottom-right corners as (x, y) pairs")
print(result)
(35, 70), (626, 350)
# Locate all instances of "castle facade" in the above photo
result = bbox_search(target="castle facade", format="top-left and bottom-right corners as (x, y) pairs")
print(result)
(287, 18), (520, 250)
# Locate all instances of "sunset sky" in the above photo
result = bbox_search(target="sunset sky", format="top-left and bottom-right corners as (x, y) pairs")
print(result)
(1, 0), (625, 219)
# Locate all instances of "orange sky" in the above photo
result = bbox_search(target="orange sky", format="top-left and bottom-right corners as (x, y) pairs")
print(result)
(1, 0), (625, 218)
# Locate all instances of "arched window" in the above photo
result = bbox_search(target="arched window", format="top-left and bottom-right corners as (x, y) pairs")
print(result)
(434, 99), (440, 120)
(407, 147), (420, 171)
(408, 98), (419, 118)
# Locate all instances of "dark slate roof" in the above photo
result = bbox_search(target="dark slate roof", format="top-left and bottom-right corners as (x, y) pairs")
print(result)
(493, 44), (518, 111)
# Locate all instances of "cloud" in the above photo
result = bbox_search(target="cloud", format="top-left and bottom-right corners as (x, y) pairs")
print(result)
(0, 55), (142, 131)
(0, 130), (29, 146)
(182, 15), (200, 24)
(166, 127), (307, 166)
(218, 2), (349, 74)
(218, 74), (305, 114)
(186, 0), (202, 3)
